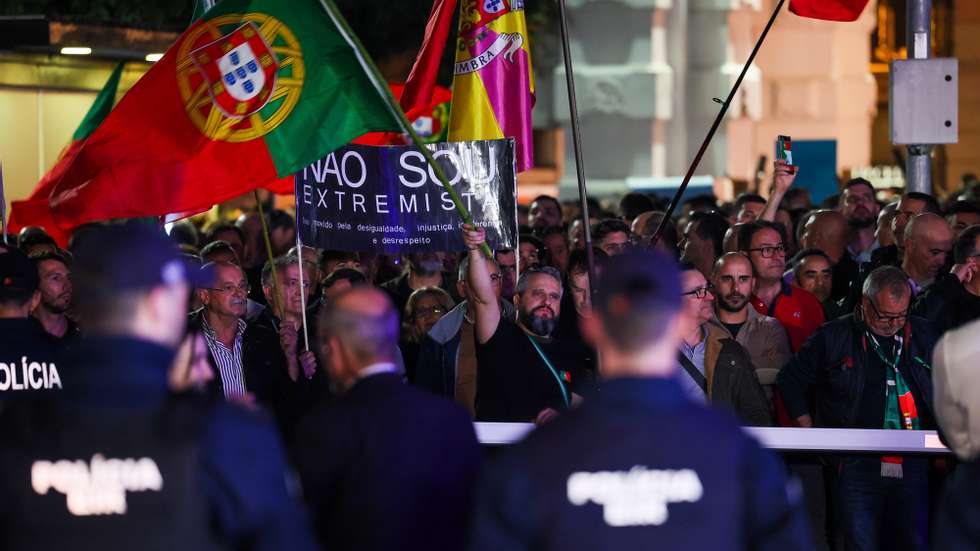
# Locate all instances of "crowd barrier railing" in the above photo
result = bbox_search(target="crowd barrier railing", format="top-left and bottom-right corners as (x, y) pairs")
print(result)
(475, 423), (951, 455)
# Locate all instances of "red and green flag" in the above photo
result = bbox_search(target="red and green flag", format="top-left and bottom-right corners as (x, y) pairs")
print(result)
(44, 0), (404, 230)
(789, 0), (870, 22)
(7, 62), (125, 244)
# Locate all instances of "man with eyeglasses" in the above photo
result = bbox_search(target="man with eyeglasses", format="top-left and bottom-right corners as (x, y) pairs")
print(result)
(778, 266), (938, 551)
(190, 261), (295, 431)
(913, 224), (980, 335)
(675, 263), (771, 426)
(739, 221), (824, 352)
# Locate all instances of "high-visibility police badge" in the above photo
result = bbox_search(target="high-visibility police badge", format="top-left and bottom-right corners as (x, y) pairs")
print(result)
(176, 13), (304, 142)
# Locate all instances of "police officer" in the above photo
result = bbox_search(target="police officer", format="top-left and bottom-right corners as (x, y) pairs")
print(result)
(0, 223), (318, 551)
(0, 249), (65, 398)
(468, 251), (813, 551)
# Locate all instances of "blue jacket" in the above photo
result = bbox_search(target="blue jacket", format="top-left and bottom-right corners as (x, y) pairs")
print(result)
(0, 336), (318, 551)
(468, 377), (813, 551)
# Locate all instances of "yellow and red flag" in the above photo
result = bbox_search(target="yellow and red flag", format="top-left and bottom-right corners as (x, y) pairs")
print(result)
(448, 0), (535, 172)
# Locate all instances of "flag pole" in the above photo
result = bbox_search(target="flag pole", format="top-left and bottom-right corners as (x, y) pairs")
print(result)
(1, 162), (7, 245)
(650, 0), (786, 247)
(557, 0), (597, 296)
(254, 190), (285, 319)
(319, 0), (493, 259)
(294, 232), (310, 352)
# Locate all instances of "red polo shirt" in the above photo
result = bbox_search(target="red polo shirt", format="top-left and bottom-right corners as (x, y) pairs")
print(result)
(751, 281), (825, 352)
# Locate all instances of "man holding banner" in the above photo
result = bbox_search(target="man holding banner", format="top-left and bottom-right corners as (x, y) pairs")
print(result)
(463, 224), (590, 423)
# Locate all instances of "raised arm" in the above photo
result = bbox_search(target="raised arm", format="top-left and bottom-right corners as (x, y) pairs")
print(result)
(760, 160), (797, 222)
(463, 224), (502, 344)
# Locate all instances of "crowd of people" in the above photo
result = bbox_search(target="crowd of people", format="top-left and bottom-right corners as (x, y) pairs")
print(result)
(2, 160), (980, 549)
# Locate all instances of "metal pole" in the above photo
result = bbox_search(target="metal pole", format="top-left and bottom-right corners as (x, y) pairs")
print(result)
(651, 0), (786, 247)
(905, 0), (932, 194)
(557, 0), (597, 297)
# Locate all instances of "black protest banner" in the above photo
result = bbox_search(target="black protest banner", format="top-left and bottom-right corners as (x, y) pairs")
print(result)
(295, 139), (517, 253)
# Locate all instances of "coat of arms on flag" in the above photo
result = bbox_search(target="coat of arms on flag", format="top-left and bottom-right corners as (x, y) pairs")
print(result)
(191, 22), (279, 118)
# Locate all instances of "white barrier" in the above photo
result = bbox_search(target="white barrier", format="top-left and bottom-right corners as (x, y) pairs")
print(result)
(475, 423), (950, 454)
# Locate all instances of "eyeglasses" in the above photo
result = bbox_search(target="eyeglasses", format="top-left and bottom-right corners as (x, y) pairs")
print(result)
(746, 244), (785, 258)
(207, 283), (250, 295)
(681, 283), (714, 299)
(867, 299), (908, 324)
(489, 273), (502, 282)
(414, 306), (447, 319)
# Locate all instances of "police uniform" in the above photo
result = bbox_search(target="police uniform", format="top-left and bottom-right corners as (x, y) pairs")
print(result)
(469, 377), (813, 551)
(0, 224), (318, 551)
(0, 250), (66, 399)
(0, 317), (65, 398)
(0, 336), (317, 550)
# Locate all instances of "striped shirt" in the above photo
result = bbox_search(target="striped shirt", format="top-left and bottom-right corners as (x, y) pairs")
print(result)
(201, 315), (248, 401)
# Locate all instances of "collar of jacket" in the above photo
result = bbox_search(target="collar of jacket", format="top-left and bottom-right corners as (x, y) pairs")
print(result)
(598, 376), (690, 410)
(708, 304), (764, 337)
(702, 323), (736, 399)
(62, 335), (175, 409)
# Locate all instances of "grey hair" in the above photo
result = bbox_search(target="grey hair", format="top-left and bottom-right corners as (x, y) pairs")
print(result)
(862, 265), (911, 301)
(458, 254), (499, 281)
(516, 265), (563, 297)
(318, 296), (399, 363)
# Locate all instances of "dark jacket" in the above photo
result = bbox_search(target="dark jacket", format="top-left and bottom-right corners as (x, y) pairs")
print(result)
(468, 377), (813, 551)
(704, 324), (773, 426)
(293, 372), (481, 551)
(188, 310), (301, 433)
(913, 272), (980, 336)
(0, 317), (66, 399)
(935, 458), (980, 550)
(0, 336), (317, 551)
(414, 300), (515, 396)
(831, 253), (861, 303)
(777, 314), (937, 428)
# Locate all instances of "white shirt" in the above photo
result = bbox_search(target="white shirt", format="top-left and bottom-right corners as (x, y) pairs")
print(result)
(358, 362), (400, 379)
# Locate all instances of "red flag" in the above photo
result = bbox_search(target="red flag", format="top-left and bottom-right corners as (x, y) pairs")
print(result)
(355, 0), (457, 146)
(400, 0), (457, 113)
(789, 0), (870, 22)
(41, 0), (404, 231)
(7, 63), (125, 245)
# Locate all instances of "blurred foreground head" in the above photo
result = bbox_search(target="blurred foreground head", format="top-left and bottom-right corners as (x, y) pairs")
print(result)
(581, 250), (683, 379)
(72, 223), (212, 348)
(318, 286), (400, 393)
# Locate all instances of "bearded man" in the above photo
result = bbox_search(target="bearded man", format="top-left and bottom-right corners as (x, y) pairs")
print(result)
(463, 225), (592, 423)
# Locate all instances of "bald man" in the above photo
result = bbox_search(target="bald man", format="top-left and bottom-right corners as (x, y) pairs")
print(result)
(292, 287), (481, 551)
(903, 213), (954, 293)
(709, 253), (791, 395)
(800, 210), (860, 302)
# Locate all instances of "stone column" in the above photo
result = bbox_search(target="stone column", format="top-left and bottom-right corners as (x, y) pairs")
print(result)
(552, 0), (675, 197)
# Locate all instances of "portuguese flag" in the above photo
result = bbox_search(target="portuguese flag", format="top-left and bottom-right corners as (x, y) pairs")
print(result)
(7, 63), (125, 244)
(45, 0), (404, 229)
